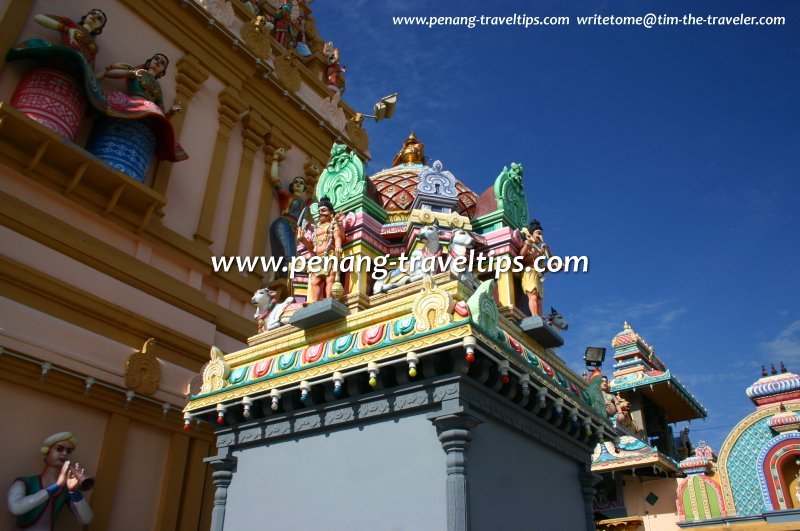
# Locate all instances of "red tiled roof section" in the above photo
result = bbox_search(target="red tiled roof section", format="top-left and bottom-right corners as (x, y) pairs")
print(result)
(370, 170), (479, 218)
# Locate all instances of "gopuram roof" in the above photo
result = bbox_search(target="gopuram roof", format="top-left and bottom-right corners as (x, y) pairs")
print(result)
(609, 322), (706, 423)
(184, 135), (616, 449)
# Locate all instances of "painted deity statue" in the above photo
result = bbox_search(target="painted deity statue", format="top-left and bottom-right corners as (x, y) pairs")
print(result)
(601, 376), (637, 431)
(6, 432), (94, 530)
(270, 148), (311, 274)
(297, 196), (345, 301)
(272, 1), (305, 49)
(96, 53), (188, 162)
(324, 42), (346, 94)
(518, 219), (550, 317)
(6, 10), (109, 123)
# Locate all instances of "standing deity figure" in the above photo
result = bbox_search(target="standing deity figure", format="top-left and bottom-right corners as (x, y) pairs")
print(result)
(297, 196), (345, 301)
(269, 148), (311, 275)
(324, 42), (346, 94)
(272, 1), (304, 49)
(518, 219), (550, 317)
(94, 53), (187, 163)
(6, 9), (109, 139)
(7, 432), (94, 530)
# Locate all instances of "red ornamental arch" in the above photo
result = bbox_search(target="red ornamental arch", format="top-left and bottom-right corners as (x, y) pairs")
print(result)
(761, 439), (800, 510)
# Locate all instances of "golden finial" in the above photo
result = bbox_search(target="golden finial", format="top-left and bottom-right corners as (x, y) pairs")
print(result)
(392, 132), (426, 166)
(623, 321), (631, 330)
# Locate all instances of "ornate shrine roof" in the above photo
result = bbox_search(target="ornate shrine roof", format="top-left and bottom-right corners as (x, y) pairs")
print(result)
(369, 134), (478, 217)
(592, 435), (680, 474)
(745, 364), (800, 408)
(609, 322), (706, 423)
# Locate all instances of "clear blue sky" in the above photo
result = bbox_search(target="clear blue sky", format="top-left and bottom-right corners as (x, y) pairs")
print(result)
(312, 0), (800, 450)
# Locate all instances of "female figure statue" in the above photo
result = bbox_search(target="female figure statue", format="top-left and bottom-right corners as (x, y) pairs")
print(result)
(96, 53), (187, 162)
(6, 9), (108, 139)
(269, 148), (311, 272)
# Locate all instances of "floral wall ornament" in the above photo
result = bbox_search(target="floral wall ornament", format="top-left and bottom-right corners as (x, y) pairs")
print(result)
(344, 118), (370, 153)
(493, 162), (529, 229)
(319, 91), (347, 131)
(240, 17), (272, 60)
(200, 346), (230, 394)
(412, 275), (455, 332)
(273, 52), (301, 92)
(315, 143), (366, 211)
(124, 338), (161, 396)
(198, 0), (237, 29)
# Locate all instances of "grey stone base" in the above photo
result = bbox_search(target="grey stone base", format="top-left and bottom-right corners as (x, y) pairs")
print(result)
(520, 316), (565, 348)
(208, 375), (596, 531)
(287, 298), (349, 328)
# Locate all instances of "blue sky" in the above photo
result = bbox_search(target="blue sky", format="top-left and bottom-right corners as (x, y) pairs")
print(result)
(312, 0), (800, 450)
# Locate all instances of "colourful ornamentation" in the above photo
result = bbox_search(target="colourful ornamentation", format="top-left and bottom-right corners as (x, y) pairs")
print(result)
(85, 118), (155, 182)
(302, 343), (325, 364)
(466, 279), (499, 334)
(493, 162), (528, 229)
(252, 358), (273, 378)
(412, 275), (455, 332)
(360, 324), (386, 347)
(391, 316), (416, 337)
(332, 334), (356, 356)
(10, 68), (86, 140)
(315, 143), (366, 212)
(277, 350), (299, 371)
(228, 366), (248, 385)
(508, 336), (524, 355)
(200, 346), (230, 394)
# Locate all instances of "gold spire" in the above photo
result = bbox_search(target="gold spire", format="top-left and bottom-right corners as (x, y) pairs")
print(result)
(392, 132), (426, 166)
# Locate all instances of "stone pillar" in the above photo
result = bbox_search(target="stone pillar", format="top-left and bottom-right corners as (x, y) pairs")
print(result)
(580, 468), (599, 531)
(194, 87), (248, 245)
(224, 110), (268, 256)
(152, 54), (209, 197)
(204, 455), (238, 531)
(250, 131), (289, 257)
(429, 411), (482, 531)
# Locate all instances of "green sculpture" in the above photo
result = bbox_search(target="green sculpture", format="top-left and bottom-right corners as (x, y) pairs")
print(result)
(467, 279), (500, 335)
(493, 162), (528, 229)
(315, 143), (366, 213)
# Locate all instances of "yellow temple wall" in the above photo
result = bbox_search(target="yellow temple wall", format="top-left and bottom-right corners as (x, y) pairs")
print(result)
(622, 476), (682, 530)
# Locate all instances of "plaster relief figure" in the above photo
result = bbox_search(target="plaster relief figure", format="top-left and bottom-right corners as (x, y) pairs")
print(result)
(7, 432), (94, 530)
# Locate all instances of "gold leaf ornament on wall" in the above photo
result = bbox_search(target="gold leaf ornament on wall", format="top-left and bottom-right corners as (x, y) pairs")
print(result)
(201, 346), (230, 394)
(125, 338), (161, 396)
(412, 275), (455, 332)
(274, 53), (301, 93)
